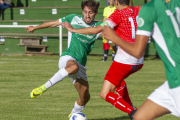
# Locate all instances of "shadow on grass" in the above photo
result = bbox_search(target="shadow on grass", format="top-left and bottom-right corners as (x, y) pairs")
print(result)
(88, 115), (130, 120)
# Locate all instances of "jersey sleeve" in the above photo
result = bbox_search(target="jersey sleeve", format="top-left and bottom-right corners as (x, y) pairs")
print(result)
(100, 10), (119, 29)
(96, 21), (103, 26)
(136, 4), (155, 36)
(107, 10), (120, 28)
(59, 14), (77, 23)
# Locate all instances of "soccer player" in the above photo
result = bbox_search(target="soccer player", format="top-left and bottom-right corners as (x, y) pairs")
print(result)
(62, 0), (143, 119)
(101, 0), (180, 119)
(26, 0), (102, 117)
(101, 0), (116, 61)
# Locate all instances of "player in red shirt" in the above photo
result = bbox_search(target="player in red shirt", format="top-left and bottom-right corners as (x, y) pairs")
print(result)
(62, 0), (143, 119)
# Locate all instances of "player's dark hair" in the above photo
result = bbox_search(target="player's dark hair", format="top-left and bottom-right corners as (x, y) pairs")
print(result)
(117, 0), (129, 6)
(81, 0), (100, 13)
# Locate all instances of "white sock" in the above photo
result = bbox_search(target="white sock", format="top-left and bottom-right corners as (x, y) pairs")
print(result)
(71, 101), (85, 114)
(45, 68), (68, 89)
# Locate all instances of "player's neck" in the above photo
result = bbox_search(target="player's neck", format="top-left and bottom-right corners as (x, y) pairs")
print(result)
(118, 5), (129, 10)
(109, 4), (114, 8)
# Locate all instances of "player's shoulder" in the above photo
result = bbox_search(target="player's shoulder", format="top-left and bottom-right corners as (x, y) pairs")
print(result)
(69, 14), (80, 17)
(132, 6), (141, 11)
(66, 14), (82, 18)
(111, 9), (120, 14)
(62, 14), (82, 22)
(140, 1), (155, 12)
(130, 6), (141, 14)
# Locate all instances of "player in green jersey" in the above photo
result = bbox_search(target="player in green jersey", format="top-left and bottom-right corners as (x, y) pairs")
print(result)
(26, 0), (102, 117)
(101, 0), (180, 119)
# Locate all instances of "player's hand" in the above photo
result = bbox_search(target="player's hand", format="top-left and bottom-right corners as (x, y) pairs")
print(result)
(102, 26), (117, 41)
(26, 26), (35, 33)
(61, 22), (74, 32)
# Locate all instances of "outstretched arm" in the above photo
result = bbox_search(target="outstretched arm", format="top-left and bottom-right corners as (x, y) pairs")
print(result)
(26, 20), (61, 33)
(61, 21), (103, 34)
(101, 26), (149, 59)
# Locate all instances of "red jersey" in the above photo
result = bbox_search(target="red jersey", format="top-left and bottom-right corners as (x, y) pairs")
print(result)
(104, 6), (144, 65)
(107, 6), (140, 43)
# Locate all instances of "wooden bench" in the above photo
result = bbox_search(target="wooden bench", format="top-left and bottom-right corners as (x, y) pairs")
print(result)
(1, 36), (54, 55)
(25, 45), (47, 52)
(25, 51), (53, 56)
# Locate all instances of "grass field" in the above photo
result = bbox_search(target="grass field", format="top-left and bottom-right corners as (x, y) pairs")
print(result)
(0, 55), (179, 120)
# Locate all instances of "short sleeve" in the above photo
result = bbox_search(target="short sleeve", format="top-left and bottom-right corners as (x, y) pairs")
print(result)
(105, 10), (120, 28)
(136, 4), (155, 36)
(59, 14), (77, 23)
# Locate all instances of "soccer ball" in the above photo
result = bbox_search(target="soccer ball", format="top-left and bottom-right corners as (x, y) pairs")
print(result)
(69, 112), (87, 120)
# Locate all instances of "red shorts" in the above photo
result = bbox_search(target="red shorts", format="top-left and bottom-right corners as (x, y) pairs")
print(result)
(103, 43), (110, 50)
(104, 61), (143, 87)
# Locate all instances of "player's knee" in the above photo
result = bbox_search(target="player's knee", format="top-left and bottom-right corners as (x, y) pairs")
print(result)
(100, 91), (106, 100)
(71, 64), (79, 73)
(67, 63), (79, 74)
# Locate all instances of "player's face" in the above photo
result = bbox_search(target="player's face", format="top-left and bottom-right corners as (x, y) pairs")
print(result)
(108, 0), (114, 5)
(82, 6), (97, 24)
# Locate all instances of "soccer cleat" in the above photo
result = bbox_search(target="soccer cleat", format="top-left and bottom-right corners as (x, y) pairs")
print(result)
(100, 58), (108, 62)
(129, 109), (137, 120)
(30, 84), (47, 98)
(68, 113), (72, 118)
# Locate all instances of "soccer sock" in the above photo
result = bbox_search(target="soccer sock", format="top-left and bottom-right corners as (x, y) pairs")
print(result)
(112, 53), (115, 61)
(71, 101), (85, 114)
(104, 50), (109, 60)
(45, 68), (68, 89)
(113, 46), (117, 53)
(115, 80), (132, 106)
(105, 92), (134, 114)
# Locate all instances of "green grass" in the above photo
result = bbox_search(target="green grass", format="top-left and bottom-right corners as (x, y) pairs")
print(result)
(0, 55), (179, 120)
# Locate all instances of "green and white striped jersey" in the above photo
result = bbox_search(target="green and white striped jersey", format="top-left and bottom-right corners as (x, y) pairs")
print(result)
(59, 14), (102, 66)
(136, 0), (180, 89)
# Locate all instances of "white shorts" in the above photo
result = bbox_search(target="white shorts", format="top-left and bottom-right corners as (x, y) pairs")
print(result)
(58, 55), (88, 84)
(148, 81), (180, 117)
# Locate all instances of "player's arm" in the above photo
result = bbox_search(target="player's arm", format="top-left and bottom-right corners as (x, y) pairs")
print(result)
(102, 26), (149, 59)
(26, 19), (61, 33)
(62, 21), (103, 34)
(102, 4), (154, 58)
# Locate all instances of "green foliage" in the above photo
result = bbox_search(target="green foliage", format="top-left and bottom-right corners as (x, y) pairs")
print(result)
(0, 55), (178, 120)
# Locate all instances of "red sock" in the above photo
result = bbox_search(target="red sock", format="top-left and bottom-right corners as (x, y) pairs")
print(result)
(116, 80), (132, 106)
(105, 92), (134, 114)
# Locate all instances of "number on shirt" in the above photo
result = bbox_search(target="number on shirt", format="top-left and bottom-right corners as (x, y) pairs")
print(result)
(166, 7), (180, 38)
(128, 17), (135, 39)
(129, 17), (138, 39)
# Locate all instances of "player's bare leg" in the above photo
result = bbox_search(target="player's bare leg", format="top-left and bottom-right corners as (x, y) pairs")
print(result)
(100, 80), (136, 118)
(100, 80), (116, 99)
(74, 79), (90, 106)
(70, 79), (90, 114)
(65, 60), (79, 75)
(134, 99), (170, 120)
